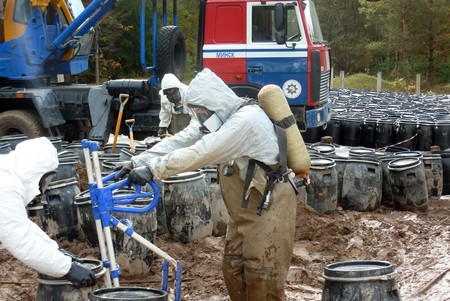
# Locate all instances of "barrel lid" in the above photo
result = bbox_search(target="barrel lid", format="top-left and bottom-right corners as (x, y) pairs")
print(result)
(74, 190), (91, 204)
(394, 151), (423, 158)
(310, 158), (336, 170)
(388, 157), (421, 171)
(38, 258), (104, 282)
(311, 143), (336, 154)
(349, 147), (375, 157)
(161, 170), (205, 183)
(91, 287), (167, 299)
(324, 260), (395, 278)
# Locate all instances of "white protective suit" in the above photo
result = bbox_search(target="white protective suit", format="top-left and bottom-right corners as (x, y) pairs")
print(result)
(135, 69), (279, 177)
(158, 73), (193, 131)
(133, 68), (298, 300)
(0, 137), (72, 277)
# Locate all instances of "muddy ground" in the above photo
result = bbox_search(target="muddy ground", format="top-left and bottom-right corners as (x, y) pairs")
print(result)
(1, 191), (449, 301)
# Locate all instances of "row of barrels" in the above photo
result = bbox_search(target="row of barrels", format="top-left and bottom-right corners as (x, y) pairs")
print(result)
(1, 135), (227, 277)
(303, 89), (450, 151)
(305, 143), (448, 215)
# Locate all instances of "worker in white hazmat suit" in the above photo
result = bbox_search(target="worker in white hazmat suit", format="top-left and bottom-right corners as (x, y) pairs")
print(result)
(158, 73), (194, 136)
(116, 68), (298, 300)
(0, 137), (96, 287)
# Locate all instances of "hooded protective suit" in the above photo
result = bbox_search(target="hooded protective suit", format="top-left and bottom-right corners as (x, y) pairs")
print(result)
(159, 73), (194, 133)
(133, 68), (298, 300)
(0, 137), (72, 277)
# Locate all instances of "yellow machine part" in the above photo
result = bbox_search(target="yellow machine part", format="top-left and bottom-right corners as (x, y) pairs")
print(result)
(258, 84), (311, 175)
(2, 0), (74, 60)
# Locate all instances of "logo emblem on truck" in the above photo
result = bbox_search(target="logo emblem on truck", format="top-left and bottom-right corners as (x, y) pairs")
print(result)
(282, 80), (302, 99)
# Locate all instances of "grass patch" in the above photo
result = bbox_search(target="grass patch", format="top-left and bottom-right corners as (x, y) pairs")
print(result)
(331, 73), (450, 95)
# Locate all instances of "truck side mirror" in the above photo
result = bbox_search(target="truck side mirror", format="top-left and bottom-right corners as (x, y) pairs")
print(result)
(274, 3), (287, 45)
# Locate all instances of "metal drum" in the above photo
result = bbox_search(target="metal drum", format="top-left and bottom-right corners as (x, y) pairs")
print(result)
(162, 170), (213, 243)
(41, 178), (81, 242)
(36, 258), (105, 301)
(306, 158), (337, 214)
(89, 287), (167, 301)
(342, 157), (382, 211)
(322, 260), (401, 301)
(388, 157), (429, 211)
(422, 154), (443, 201)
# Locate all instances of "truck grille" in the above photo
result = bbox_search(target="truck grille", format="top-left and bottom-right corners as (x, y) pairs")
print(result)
(320, 70), (330, 102)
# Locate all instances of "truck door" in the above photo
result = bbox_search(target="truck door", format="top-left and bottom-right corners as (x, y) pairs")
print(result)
(246, 2), (308, 106)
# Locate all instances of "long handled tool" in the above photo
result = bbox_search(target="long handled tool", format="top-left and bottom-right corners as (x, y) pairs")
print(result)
(81, 139), (183, 300)
(125, 119), (135, 153)
(112, 94), (129, 154)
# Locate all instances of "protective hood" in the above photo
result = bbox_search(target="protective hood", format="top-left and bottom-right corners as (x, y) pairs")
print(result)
(161, 73), (188, 98)
(14, 137), (59, 203)
(184, 68), (246, 123)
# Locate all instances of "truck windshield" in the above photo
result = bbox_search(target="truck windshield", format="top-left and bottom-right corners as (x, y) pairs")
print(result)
(303, 0), (324, 43)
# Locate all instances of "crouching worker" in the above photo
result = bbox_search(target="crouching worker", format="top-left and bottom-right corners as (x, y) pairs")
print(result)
(115, 68), (299, 301)
(0, 137), (96, 288)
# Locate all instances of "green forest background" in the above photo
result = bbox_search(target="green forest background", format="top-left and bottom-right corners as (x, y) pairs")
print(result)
(78, 0), (450, 94)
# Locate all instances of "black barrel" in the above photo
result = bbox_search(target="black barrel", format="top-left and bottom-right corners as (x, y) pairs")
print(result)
(361, 117), (377, 148)
(422, 154), (443, 201)
(74, 190), (99, 247)
(394, 118), (418, 150)
(162, 171), (213, 243)
(416, 120), (434, 151)
(322, 260), (401, 301)
(41, 178), (81, 242)
(341, 157), (382, 211)
(36, 258), (105, 301)
(328, 155), (347, 206)
(0, 134), (28, 150)
(340, 116), (362, 147)
(89, 287), (167, 301)
(388, 158), (429, 211)
(431, 150), (450, 196)
(323, 116), (342, 145)
(74, 189), (158, 276)
(0, 141), (12, 154)
(433, 120), (450, 151)
(375, 118), (395, 149)
(306, 158), (337, 214)
(111, 189), (158, 276)
(378, 155), (398, 208)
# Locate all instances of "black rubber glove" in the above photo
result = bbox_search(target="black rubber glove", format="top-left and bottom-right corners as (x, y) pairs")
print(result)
(65, 262), (96, 288)
(157, 127), (168, 137)
(114, 161), (133, 182)
(127, 166), (153, 188)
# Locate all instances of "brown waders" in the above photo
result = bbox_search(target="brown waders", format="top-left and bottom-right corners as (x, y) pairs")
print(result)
(218, 162), (297, 301)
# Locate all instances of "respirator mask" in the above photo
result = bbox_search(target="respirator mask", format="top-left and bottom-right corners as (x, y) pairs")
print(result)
(163, 87), (183, 113)
(189, 105), (223, 134)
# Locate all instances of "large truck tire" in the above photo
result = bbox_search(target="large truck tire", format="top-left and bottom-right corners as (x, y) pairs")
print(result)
(156, 26), (186, 81)
(0, 110), (46, 138)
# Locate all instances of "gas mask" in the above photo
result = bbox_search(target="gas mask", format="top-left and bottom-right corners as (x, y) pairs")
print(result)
(163, 87), (183, 113)
(189, 105), (223, 134)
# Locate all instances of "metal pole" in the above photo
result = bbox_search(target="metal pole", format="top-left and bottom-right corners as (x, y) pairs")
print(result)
(339, 71), (345, 88)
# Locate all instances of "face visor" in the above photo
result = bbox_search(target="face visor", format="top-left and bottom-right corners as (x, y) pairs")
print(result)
(189, 105), (223, 134)
(163, 87), (183, 112)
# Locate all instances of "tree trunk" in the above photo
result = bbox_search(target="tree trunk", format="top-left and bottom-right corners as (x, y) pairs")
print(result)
(427, 0), (436, 85)
(401, 0), (411, 85)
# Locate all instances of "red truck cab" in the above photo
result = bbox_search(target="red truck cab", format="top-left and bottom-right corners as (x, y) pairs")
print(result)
(197, 0), (331, 130)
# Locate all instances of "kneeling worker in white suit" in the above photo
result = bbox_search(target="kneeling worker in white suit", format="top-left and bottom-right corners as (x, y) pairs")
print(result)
(0, 137), (95, 287)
